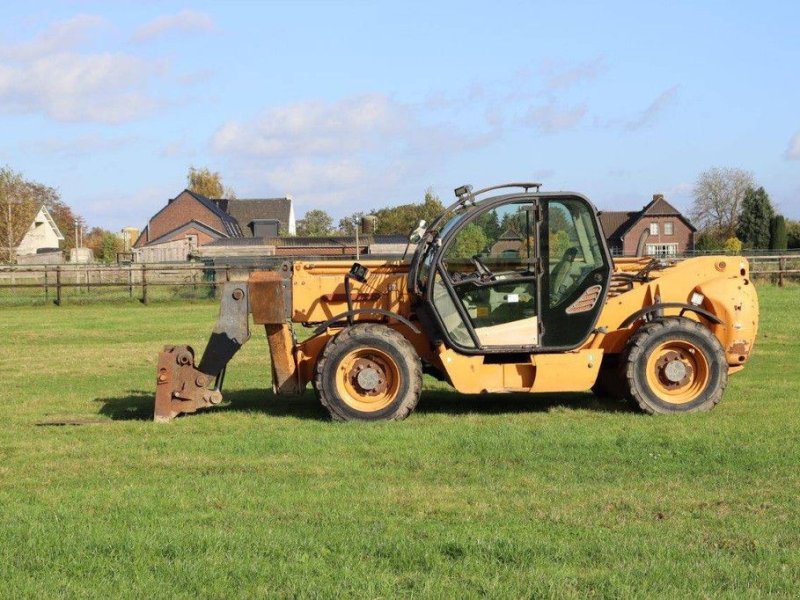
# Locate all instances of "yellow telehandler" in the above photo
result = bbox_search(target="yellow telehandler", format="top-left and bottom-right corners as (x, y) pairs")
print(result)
(154, 183), (759, 421)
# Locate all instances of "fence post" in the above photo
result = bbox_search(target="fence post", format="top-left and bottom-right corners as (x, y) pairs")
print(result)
(55, 266), (62, 306)
(141, 264), (148, 304)
(779, 257), (786, 288)
(44, 266), (49, 302)
(128, 265), (133, 299)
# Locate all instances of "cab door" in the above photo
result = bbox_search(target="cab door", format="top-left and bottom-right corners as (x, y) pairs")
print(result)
(427, 198), (541, 352)
(539, 197), (611, 349)
(424, 193), (611, 354)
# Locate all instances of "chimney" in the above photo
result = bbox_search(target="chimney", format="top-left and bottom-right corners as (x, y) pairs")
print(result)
(653, 193), (664, 203)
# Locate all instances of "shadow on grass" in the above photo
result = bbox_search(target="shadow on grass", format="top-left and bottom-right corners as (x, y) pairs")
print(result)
(95, 387), (635, 421)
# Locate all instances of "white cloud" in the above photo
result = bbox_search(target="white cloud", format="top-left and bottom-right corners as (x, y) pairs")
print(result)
(213, 95), (411, 158)
(663, 182), (693, 200)
(21, 134), (138, 157)
(132, 10), (215, 43)
(543, 57), (605, 91)
(160, 137), (197, 159)
(0, 16), (171, 123)
(784, 132), (800, 160)
(0, 14), (109, 61)
(212, 93), (498, 210)
(81, 184), (176, 230)
(0, 52), (166, 122)
(624, 85), (679, 131)
(265, 159), (369, 192)
(521, 103), (587, 133)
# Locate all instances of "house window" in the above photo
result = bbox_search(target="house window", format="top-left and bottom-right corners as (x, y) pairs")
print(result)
(645, 243), (678, 257)
(649, 222), (659, 236)
(664, 222), (674, 235)
(186, 234), (198, 249)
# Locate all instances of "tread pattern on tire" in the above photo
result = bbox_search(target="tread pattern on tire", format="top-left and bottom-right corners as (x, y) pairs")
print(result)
(314, 324), (423, 422)
(622, 317), (727, 414)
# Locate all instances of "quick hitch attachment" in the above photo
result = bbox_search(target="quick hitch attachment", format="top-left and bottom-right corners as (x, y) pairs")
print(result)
(154, 283), (251, 421)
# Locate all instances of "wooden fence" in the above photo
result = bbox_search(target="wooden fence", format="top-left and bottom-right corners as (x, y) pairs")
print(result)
(0, 254), (796, 306)
(0, 262), (282, 305)
(747, 255), (800, 287)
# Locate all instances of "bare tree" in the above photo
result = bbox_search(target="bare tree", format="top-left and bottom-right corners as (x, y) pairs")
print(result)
(690, 167), (754, 239)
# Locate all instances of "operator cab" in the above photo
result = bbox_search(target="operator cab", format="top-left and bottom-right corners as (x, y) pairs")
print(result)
(409, 184), (612, 354)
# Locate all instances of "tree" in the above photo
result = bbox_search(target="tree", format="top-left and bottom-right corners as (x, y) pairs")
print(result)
(187, 166), (235, 199)
(337, 212), (365, 235)
(694, 229), (724, 252)
(549, 230), (572, 258)
(0, 166), (84, 263)
(447, 223), (489, 259)
(769, 215), (787, 250)
(474, 209), (502, 241)
(0, 167), (36, 263)
(691, 167), (755, 241)
(736, 187), (774, 248)
(84, 227), (123, 263)
(372, 189), (445, 235)
(297, 209), (334, 236)
(787, 220), (800, 249)
(723, 237), (743, 254)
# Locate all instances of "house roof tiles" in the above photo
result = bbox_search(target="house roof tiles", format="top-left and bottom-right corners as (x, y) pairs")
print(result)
(598, 194), (696, 244)
(184, 190), (242, 237)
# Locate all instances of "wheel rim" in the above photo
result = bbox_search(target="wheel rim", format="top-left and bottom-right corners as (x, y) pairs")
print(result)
(645, 339), (710, 404)
(335, 348), (401, 412)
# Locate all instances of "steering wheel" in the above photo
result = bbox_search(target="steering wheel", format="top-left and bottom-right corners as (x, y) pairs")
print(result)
(550, 247), (578, 302)
(470, 254), (494, 280)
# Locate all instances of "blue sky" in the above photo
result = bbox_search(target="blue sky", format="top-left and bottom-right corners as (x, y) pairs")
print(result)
(1, 0), (798, 230)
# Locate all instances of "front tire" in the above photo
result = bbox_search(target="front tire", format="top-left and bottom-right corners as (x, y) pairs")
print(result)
(314, 324), (422, 421)
(623, 318), (727, 414)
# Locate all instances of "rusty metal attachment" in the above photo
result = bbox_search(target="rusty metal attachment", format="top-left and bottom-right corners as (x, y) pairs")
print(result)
(154, 282), (251, 421)
(154, 345), (224, 422)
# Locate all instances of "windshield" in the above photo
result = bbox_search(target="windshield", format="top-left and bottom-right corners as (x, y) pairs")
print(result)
(437, 210), (469, 239)
(414, 209), (471, 292)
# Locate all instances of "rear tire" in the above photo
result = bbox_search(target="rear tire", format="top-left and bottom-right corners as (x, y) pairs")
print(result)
(623, 318), (727, 414)
(314, 324), (422, 421)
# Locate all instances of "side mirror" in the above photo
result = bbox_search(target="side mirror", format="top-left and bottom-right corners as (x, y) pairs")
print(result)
(408, 219), (427, 243)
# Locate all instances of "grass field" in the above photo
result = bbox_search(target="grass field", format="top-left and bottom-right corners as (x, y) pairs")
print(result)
(0, 285), (798, 598)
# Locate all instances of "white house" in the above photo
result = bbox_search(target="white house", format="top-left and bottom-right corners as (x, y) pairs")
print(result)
(16, 205), (64, 258)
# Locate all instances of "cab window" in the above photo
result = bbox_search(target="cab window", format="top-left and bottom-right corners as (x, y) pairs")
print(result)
(547, 199), (605, 307)
(435, 201), (539, 348)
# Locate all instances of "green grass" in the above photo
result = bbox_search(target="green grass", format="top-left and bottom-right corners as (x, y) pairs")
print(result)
(0, 285), (798, 598)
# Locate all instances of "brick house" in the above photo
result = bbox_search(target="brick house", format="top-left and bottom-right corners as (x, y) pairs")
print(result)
(598, 194), (696, 257)
(134, 189), (295, 261)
